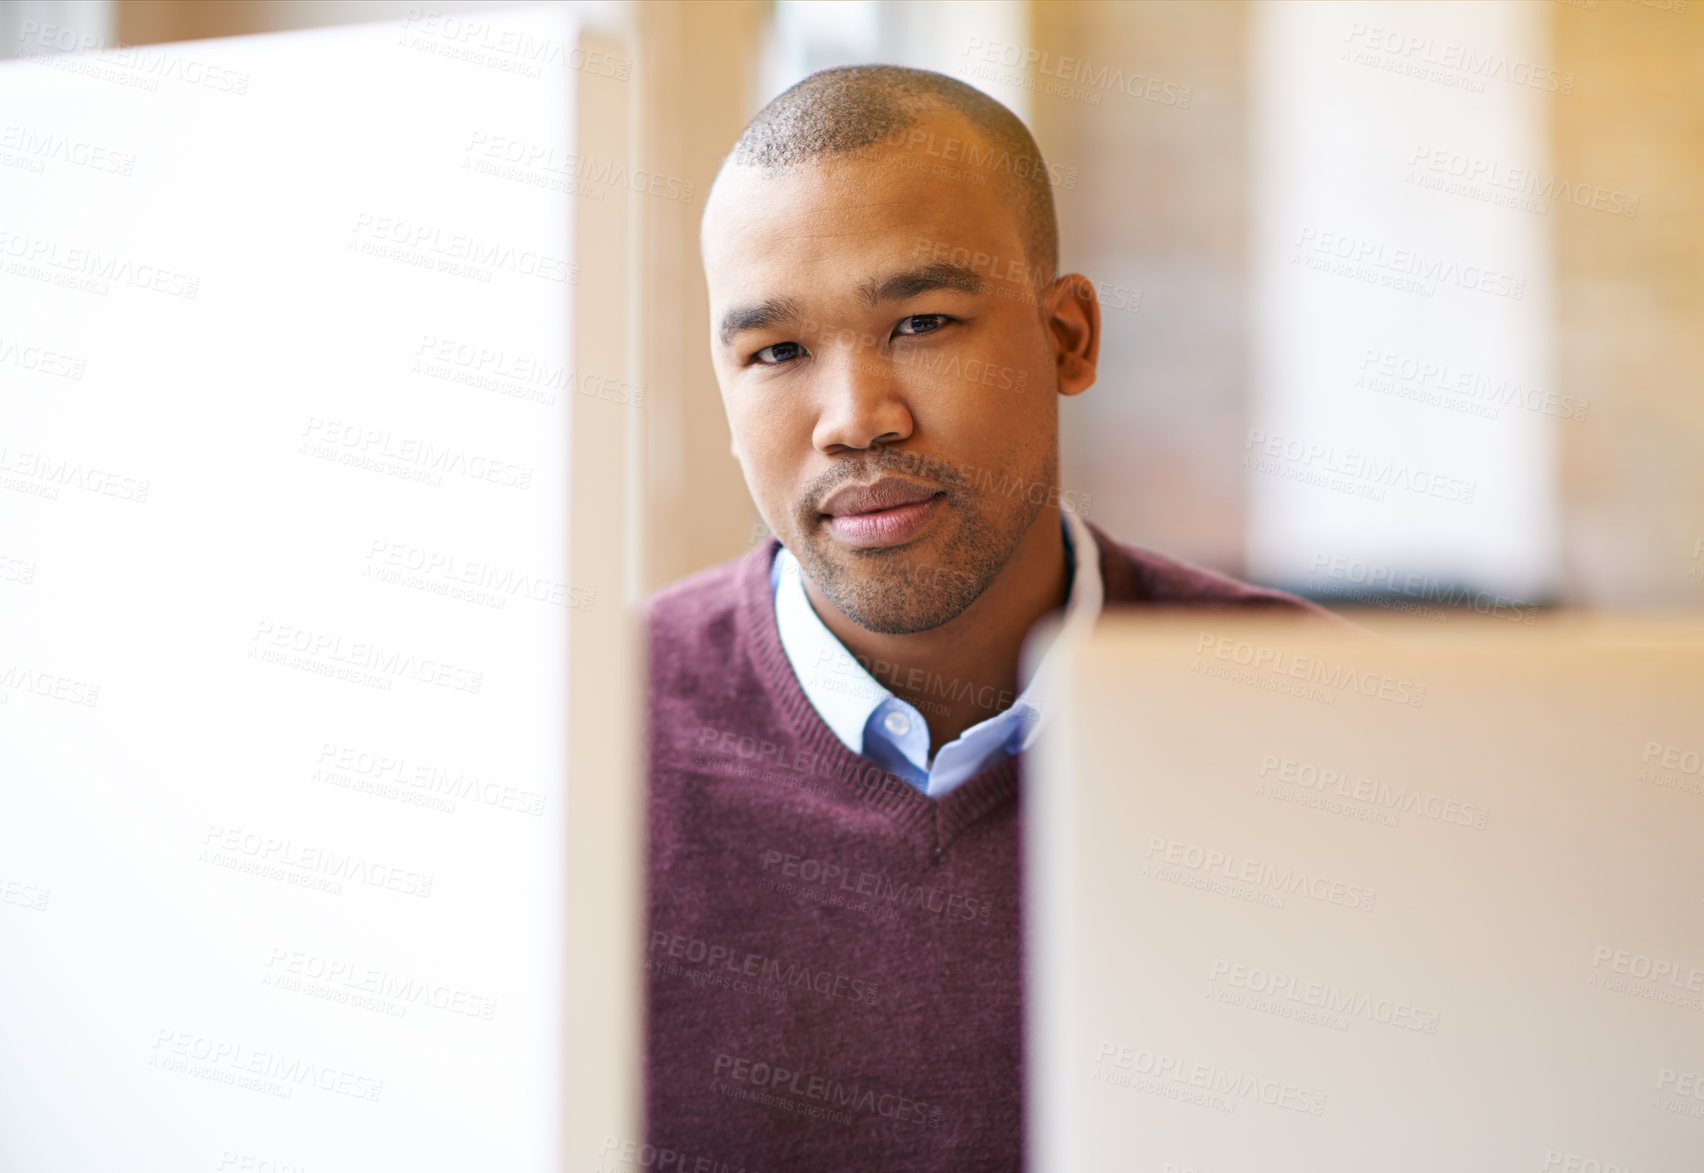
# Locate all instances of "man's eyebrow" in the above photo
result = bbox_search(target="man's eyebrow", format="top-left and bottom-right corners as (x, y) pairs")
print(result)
(719, 296), (803, 348)
(858, 263), (984, 306)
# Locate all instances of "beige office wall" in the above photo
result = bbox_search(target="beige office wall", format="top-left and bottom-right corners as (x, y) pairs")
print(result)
(631, 0), (770, 594)
(1026, 0), (1704, 609)
(1552, 2), (1704, 609)
(567, 32), (644, 1163)
(115, 0), (525, 42)
(1027, 0), (1253, 576)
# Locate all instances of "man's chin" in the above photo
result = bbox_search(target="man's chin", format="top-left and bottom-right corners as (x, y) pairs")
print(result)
(803, 539), (987, 635)
(831, 588), (973, 636)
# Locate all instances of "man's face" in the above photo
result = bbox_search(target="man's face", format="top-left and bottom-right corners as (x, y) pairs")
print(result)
(702, 117), (1079, 635)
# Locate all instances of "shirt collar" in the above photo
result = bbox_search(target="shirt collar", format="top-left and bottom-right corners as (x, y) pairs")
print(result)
(771, 548), (884, 754)
(1008, 503), (1102, 753)
(770, 505), (1103, 762)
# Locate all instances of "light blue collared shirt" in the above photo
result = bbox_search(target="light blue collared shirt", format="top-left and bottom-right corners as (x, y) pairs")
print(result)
(769, 505), (1103, 799)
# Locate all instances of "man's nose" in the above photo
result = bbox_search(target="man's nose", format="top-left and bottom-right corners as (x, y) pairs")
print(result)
(810, 337), (914, 453)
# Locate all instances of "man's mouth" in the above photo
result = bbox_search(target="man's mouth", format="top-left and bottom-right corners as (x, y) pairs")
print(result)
(818, 477), (946, 549)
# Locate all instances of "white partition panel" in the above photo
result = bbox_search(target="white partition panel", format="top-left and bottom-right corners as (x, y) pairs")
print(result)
(0, 8), (636, 1171)
(1030, 618), (1704, 1171)
(1249, 0), (1560, 602)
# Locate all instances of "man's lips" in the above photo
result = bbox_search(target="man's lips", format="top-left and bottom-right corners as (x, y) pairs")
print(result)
(818, 478), (946, 549)
(818, 477), (943, 517)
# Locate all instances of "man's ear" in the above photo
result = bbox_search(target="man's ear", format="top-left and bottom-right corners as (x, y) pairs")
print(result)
(1044, 274), (1100, 397)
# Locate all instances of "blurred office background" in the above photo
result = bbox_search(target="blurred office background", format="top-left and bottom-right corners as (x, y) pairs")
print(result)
(10, 0), (1700, 612)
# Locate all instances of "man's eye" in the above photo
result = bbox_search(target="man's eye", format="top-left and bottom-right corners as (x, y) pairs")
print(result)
(894, 314), (951, 337)
(753, 341), (807, 365)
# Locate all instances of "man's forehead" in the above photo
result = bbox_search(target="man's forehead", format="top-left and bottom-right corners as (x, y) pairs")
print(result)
(702, 154), (1024, 294)
(707, 157), (947, 245)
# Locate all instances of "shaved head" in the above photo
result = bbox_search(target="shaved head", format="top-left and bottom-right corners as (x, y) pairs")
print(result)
(722, 65), (1059, 288)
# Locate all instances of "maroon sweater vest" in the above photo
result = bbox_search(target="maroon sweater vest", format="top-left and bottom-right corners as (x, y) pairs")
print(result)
(643, 522), (1327, 1172)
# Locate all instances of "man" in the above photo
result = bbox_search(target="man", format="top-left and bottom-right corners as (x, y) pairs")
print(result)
(644, 65), (1330, 1170)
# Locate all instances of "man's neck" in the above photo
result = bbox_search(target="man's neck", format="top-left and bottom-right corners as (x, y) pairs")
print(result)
(800, 507), (1071, 752)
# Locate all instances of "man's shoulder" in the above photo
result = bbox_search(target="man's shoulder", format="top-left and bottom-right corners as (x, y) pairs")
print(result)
(644, 541), (770, 641)
(1089, 523), (1333, 617)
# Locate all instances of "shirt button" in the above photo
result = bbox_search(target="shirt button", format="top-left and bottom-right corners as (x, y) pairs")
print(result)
(883, 710), (911, 737)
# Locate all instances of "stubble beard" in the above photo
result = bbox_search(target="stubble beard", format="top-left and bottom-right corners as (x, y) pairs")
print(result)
(791, 451), (1056, 635)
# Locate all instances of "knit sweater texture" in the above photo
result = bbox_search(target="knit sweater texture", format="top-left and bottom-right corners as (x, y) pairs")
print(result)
(643, 522), (1328, 1171)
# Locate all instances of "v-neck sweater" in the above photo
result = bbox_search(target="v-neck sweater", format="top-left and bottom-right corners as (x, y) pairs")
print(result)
(642, 521), (1330, 1171)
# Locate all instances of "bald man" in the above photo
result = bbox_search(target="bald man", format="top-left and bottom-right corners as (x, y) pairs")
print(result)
(643, 65), (1328, 1170)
